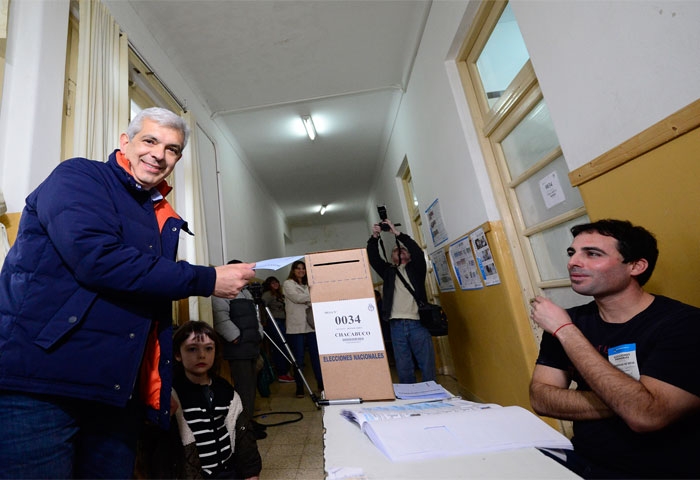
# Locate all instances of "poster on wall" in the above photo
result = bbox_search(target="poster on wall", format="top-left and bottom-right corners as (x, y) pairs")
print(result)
(429, 249), (456, 292)
(470, 228), (500, 286)
(448, 237), (483, 290)
(425, 198), (448, 247)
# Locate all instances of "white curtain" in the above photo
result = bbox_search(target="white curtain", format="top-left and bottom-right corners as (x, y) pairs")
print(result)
(1, 0), (8, 218)
(0, 222), (9, 270)
(0, 0), (7, 41)
(181, 112), (213, 325)
(0, 190), (8, 269)
(73, 0), (129, 161)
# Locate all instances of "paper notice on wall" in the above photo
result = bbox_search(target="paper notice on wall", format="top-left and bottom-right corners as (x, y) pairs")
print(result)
(429, 249), (455, 292)
(470, 228), (500, 286)
(539, 171), (566, 209)
(425, 198), (448, 247)
(448, 237), (483, 290)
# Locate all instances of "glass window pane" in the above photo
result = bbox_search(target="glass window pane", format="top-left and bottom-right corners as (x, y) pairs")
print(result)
(130, 100), (141, 121)
(529, 215), (588, 282)
(542, 286), (591, 309)
(514, 155), (584, 228)
(476, 3), (530, 108)
(501, 100), (559, 179)
(408, 177), (419, 210)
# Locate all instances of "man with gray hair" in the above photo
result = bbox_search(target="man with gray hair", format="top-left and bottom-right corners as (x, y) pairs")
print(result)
(0, 107), (255, 478)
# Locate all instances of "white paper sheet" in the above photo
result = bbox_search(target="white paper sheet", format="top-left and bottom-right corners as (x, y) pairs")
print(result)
(253, 255), (304, 271)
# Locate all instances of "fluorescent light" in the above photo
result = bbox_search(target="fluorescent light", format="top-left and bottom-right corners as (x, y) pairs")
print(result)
(319, 204), (327, 215)
(302, 115), (317, 141)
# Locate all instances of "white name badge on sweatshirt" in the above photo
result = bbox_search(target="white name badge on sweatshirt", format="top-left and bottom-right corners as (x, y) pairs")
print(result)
(608, 343), (640, 380)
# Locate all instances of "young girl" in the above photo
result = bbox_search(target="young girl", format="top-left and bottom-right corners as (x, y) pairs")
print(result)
(261, 276), (293, 382)
(172, 321), (261, 479)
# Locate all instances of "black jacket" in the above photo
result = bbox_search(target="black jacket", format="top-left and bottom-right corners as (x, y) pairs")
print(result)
(223, 298), (262, 360)
(367, 232), (427, 320)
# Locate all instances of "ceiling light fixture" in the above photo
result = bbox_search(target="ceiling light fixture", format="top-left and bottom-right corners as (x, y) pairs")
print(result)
(301, 115), (317, 141)
(319, 204), (327, 215)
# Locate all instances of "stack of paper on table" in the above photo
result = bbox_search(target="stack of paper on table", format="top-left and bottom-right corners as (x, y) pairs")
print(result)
(393, 381), (452, 400)
(341, 399), (572, 462)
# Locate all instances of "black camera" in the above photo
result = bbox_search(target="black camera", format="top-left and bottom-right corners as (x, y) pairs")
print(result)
(377, 205), (400, 231)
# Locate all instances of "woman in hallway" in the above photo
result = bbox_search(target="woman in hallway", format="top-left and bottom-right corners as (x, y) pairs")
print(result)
(283, 261), (323, 398)
(262, 276), (294, 383)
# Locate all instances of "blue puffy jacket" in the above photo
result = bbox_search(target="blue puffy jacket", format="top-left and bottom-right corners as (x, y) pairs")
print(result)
(0, 150), (216, 428)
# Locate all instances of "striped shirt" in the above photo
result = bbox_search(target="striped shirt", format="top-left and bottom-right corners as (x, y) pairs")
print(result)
(174, 375), (235, 477)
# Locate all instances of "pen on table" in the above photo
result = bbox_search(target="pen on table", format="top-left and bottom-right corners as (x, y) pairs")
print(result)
(317, 398), (363, 406)
(405, 397), (455, 405)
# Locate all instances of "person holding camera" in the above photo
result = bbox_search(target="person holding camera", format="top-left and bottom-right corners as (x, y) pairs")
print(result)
(367, 219), (436, 384)
(213, 260), (267, 439)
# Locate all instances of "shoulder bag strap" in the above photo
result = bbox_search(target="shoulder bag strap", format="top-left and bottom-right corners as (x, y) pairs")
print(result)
(394, 267), (426, 308)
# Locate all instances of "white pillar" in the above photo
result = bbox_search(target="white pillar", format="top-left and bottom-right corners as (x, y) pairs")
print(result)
(0, 0), (70, 213)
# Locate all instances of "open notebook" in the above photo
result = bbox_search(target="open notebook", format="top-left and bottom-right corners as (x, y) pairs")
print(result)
(341, 399), (572, 462)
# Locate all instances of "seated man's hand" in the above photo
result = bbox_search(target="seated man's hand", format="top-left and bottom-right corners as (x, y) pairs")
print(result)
(530, 296), (571, 335)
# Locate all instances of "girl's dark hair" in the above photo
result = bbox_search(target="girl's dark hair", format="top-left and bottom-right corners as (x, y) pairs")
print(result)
(287, 260), (308, 285)
(263, 276), (284, 299)
(172, 320), (223, 377)
(571, 219), (658, 286)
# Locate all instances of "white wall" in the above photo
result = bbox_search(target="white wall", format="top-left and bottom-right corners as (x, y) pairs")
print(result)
(369, 0), (493, 251)
(279, 219), (371, 281)
(286, 220), (370, 257)
(216, 140), (286, 264)
(104, 0), (286, 265)
(511, 0), (700, 170)
(191, 124), (224, 266)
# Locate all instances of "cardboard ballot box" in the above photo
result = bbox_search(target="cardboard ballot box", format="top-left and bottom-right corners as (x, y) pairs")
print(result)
(306, 248), (394, 401)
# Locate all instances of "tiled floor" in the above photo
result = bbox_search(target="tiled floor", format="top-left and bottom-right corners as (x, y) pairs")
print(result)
(254, 377), (326, 480)
(252, 360), (462, 480)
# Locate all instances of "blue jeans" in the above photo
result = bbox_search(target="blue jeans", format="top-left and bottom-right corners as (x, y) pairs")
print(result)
(390, 319), (436, 384)
(228, 358), (258, 419)
(287, 332), (323, 392)
(0, 391), (142, 479)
